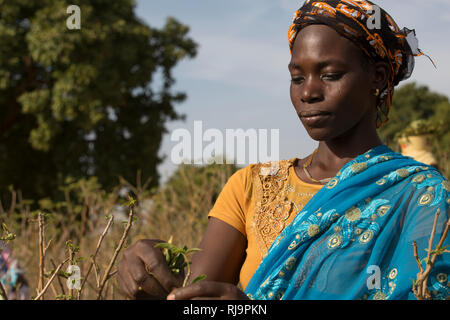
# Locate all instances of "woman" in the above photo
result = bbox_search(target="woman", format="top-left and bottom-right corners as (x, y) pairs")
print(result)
(0, 242), (30, 300)
(117, 0), (449, 300)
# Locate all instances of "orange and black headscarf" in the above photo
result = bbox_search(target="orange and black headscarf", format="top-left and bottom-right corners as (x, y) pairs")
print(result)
(288, 0), (428, 128)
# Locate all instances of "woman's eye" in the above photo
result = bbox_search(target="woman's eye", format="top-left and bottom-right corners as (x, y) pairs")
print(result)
(290, 77), (304, 85)
(321, 73), (343, 81)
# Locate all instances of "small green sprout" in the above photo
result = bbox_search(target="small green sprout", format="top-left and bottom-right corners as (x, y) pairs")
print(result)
(154, 237), (206, 288)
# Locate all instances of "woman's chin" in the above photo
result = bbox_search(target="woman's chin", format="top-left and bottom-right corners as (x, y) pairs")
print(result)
(303, 126), (334, 142)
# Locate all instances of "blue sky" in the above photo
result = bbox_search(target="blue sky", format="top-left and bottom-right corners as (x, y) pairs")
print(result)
(135, 0), (450, 183)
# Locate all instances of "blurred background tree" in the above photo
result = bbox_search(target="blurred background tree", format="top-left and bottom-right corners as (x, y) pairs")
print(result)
(146, 161), (240, 247)
(379, 82), (450, 177)
(0, 0), (197, 204)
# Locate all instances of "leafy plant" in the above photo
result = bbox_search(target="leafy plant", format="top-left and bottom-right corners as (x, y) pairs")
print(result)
(412, 208), (450, 300)
(154, 237), (206, 288)
(394, 119), (445, 141)
(379, 83), (450, 177)
(0, 223), (16, 241)
(0, 162), (233, 299)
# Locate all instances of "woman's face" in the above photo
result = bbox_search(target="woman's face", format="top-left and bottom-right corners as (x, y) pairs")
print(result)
(289, 24), (378, 141)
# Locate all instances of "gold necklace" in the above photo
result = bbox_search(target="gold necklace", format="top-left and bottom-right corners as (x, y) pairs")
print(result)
(303, 149), (333, 184)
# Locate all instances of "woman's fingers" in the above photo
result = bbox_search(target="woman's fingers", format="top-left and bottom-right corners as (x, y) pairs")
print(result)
(126, 251), (168, 298)
(117, 261), (139, 298)
(134, 240), (184, 292)
(167, 281), (238, 300)
(167, 281), (217, 300)
(117, 239), (182, 299)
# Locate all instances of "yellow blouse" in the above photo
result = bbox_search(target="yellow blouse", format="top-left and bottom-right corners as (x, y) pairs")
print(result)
(208, 158), (324, 290)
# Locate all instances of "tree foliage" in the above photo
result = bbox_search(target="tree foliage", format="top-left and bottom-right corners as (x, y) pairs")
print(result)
(0, 0), (197, 202)
(378, 82), (450, 175)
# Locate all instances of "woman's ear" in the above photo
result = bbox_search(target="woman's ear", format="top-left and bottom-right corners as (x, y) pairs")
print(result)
(372, 61), (391, 92)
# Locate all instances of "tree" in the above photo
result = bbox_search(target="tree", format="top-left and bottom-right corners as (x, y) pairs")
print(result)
(0, 0), (197, 203)
(378, 82), (450, 176)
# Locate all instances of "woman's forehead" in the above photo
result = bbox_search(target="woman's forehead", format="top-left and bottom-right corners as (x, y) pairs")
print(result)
(291, 25), (363, 65)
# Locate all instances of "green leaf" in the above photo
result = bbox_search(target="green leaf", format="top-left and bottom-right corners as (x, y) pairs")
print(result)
(185, 248), (202, 254)
(164, 250), (171, 264)
(429, 245), (450, 256)
(191, 274), (206, 284)
(173, 254), (186, 270)
(172, 248), (187, 255)
(121, 195), (136, 208)
(154, 242), (178, 251)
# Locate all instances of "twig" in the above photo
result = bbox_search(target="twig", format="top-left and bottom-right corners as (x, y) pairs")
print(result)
(49, 281), (58, 298)
(80, 214), (114, 293)
(44, 238), (53, 255)
(96, 206), (135, 299)
(50, 259), (66, 296)
(425, 209), (440, 267)
(38, 212), (45, 300)
(182, 253), (192, 288)
(413, 241), (423, 273)
(8, 189), (16, 217)
(106, 269), (118, 281)
(34, 258), (69, 300)
(67, 241), (74, 299)
(93, 259), (100, 288)
(430, 214), (450, 262)
(412, 208), (450, 300)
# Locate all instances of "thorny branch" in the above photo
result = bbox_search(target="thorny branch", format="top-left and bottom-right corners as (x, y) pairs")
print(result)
(34, 258), (69, 300)
(96, 204), (135, 299)
(80, 214), (114, 294)
(412, 208), (450, 300)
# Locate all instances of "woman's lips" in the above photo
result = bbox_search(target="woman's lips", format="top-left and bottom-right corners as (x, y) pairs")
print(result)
(299, 111), (332, 126)
(299, 110), (331, 117)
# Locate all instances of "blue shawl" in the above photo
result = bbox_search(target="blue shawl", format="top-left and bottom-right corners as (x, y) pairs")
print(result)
(245, 145), (449, 300)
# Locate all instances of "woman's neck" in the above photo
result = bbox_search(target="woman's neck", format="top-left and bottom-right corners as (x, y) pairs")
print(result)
(314, 128), (383, 175)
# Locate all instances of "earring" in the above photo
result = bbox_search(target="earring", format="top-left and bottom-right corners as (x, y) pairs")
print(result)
(374, 88), (380, 97)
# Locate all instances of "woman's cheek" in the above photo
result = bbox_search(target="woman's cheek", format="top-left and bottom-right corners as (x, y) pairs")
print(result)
(290, 84), (300, 110)
(327, 78), (350, 101)
(328, 79), (360, 111)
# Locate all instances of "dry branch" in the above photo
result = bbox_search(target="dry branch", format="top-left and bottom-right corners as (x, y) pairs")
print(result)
(37, 212), (45, 300)
(34, 258), (69, 300)
(96, 205), (135, 299)
(80, 214), (114, 294)
(50, 258), (66, 296)
(412, 208), (450, 300)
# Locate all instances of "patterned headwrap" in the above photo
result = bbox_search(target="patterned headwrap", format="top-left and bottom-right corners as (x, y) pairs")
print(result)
(288, 0), (428, 128)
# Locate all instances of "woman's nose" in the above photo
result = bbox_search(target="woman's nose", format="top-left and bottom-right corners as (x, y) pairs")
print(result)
(300, 76), (324, 103)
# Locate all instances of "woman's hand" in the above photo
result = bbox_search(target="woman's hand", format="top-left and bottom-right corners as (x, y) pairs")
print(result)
(167, 281), (249, 300)
(117, 239), (183, 300)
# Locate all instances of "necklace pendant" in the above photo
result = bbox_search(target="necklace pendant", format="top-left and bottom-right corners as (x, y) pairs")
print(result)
(302, 149), (333, 185)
